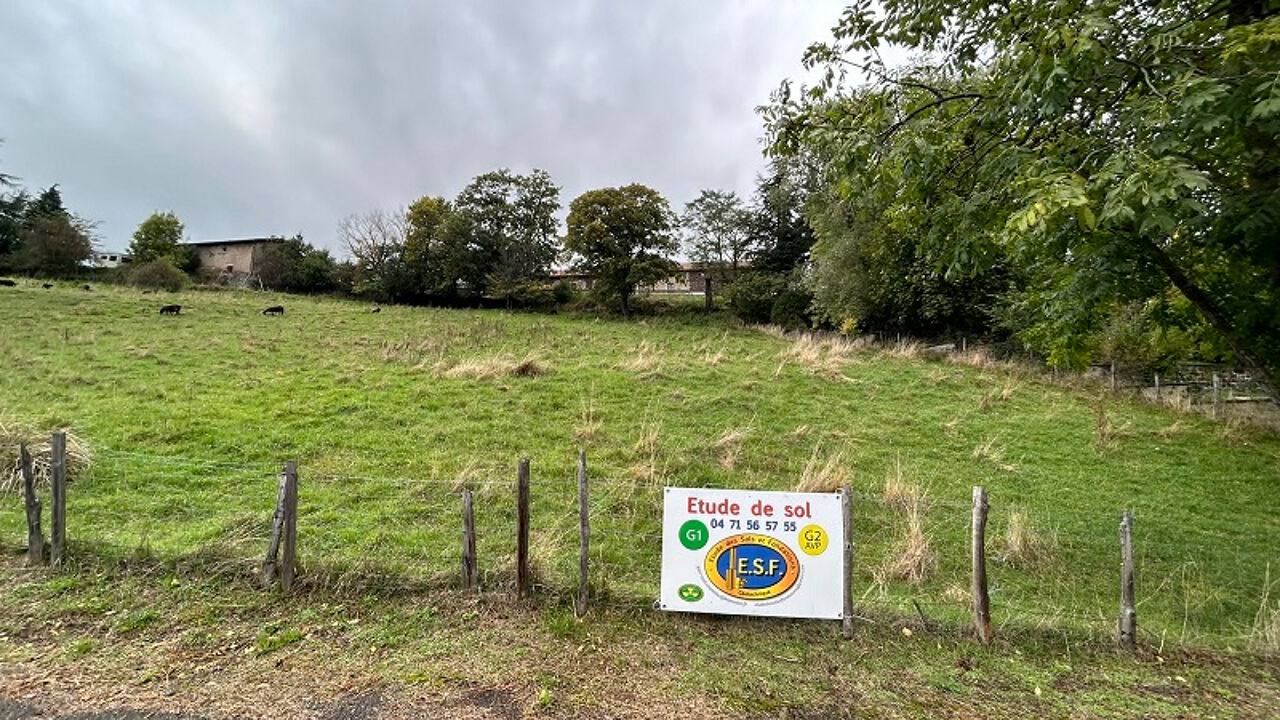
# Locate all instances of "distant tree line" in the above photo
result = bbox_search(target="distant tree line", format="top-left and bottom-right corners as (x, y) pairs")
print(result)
(335, 165), (818, 322)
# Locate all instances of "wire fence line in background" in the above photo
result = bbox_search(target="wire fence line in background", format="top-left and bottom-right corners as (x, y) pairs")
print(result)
(6, 435), (1278, 655)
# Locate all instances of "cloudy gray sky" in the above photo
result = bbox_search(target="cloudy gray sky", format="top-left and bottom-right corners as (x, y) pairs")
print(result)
(0, 1), (846, 255)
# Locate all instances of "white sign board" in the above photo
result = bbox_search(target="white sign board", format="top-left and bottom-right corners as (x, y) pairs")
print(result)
(659, 487), (845, 619)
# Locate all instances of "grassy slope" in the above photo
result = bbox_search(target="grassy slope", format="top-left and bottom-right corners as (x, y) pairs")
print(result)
(1, 282), (1278, 717)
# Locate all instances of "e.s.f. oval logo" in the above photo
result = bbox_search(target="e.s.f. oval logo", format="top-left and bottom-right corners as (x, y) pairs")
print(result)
(704, 534), (800, 601)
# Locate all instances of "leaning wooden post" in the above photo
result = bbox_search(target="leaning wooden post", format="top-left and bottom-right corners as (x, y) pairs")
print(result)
(461, 486), (478, 591)
(841, 484), (854, 640)
(516, 458), (531, 599)
(19, 444), (43, 565)
(704, 277), (713, 312)
(280, 460), (299, 594)
(971, 486), (992, 646)
(1119, 511), (1137, 652)
(260, 468), (290, 588)
(50, 431), (67, 566)
(575, 450), (590, 617)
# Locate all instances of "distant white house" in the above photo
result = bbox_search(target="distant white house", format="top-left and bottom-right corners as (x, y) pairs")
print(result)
(90, 251), (133, 268)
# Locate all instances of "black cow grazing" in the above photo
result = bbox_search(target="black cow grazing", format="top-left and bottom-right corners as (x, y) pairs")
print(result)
(371, 307), (381, 313)
(262, 305), (285, 316)
(42, 283), (53, 289)
(159, 304), (181, 315)
(0, 279), (16, 287)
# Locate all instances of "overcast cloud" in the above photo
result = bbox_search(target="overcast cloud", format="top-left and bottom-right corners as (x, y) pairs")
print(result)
(0, 1), (845, 255)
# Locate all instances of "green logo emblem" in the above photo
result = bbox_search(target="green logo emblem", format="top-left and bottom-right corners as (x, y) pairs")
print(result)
(679, 519), (709, 550)
(678, 584), (704, 602)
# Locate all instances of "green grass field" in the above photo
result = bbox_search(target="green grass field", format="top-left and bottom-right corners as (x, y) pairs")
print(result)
(1, 281), (1278, 717)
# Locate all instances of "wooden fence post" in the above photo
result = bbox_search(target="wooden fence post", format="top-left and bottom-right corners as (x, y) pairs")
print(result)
(841, 484), (854, 639)
(461, 487), (478, 591)
(1154, 372), (1160, 400)
(280, 460), (298, 593)
(1119, 511), (1137, 651)
(19, 444), (43, 565)
(971, 485), (992, 646)
(1212, 373), (1220, 420)
(50, 431), (66, 566)
(576, 450), (590, 617)
(1110, 361), (1116, 391)
(260, 468), (290, 588)
(516, 458), (531, 599)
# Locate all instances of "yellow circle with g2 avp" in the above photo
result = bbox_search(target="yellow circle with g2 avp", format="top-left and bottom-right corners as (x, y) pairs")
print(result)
(798, 524), (829, 556)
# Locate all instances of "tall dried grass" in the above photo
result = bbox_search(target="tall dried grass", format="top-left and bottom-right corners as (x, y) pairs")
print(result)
(999, 510), (1053, 567)
(877, 464), (935, 585)
(628, 422), (664, 486)
(434, 354), (550, 380)
(792, 445), (851, 493)
(713, 428), (749, 470)
(574, 393), (603, 443)
(1250, 564), (1280, 653)
(880, 499), (935, 585)
(781, 334), (863, 381)
(616, 341), (663, 373)
(1, 414), (92, 495)
(973, 437), (1017, 473)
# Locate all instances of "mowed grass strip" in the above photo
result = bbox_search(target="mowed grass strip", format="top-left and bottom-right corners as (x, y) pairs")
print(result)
(1, 283), (1278, 648)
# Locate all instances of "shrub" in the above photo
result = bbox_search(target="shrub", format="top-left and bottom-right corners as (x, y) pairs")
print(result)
(129, 258), (188, 292)
(724, 272), (782, 324)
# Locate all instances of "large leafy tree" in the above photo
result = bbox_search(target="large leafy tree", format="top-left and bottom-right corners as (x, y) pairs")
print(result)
(0, 190), (30, 266)
(768, 0), (1280, 397)
(453, 168), (561, 304)
(255, 235), (341, 293)
(129, 211), (185, 263)
(682, 189), (756, 277)
(8, 185), (94, 274)
(564, 184), (680, 317)
(14, 214), (92, 275)
(404, 195), (478, 301)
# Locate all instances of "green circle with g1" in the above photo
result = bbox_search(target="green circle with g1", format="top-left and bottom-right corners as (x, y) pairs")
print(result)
(679, 519), (709, 550)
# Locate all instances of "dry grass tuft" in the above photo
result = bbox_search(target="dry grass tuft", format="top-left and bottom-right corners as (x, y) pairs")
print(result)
(616, 341), (662, 373)
(880, 499), (935, 585)
(948, 347), (997, 369)
(1251, 565), (1280, 653)
(1, 414), (92, 495)
(1156, 421), (1187, 440)
(883, 340), (922, 360)
(574, 394), (603, 443)
(703, 350), (727, 367)
(999, 510), (1053, 567)
(941, 417), (962, 437)
(782, 334), (862, 381)
(881, 456), (921, 510)
(979, 380), (1019, 411)
(627, 422), (664, 486)
(793, 445), (851, 493)
(713, 428), (750, 470)
(436, 354), (549, 380)
(450, 460), (483, 494)
(941, 584), (971, 605)
(973, 437), (1017, 473)
(788, 424), (811, 439)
